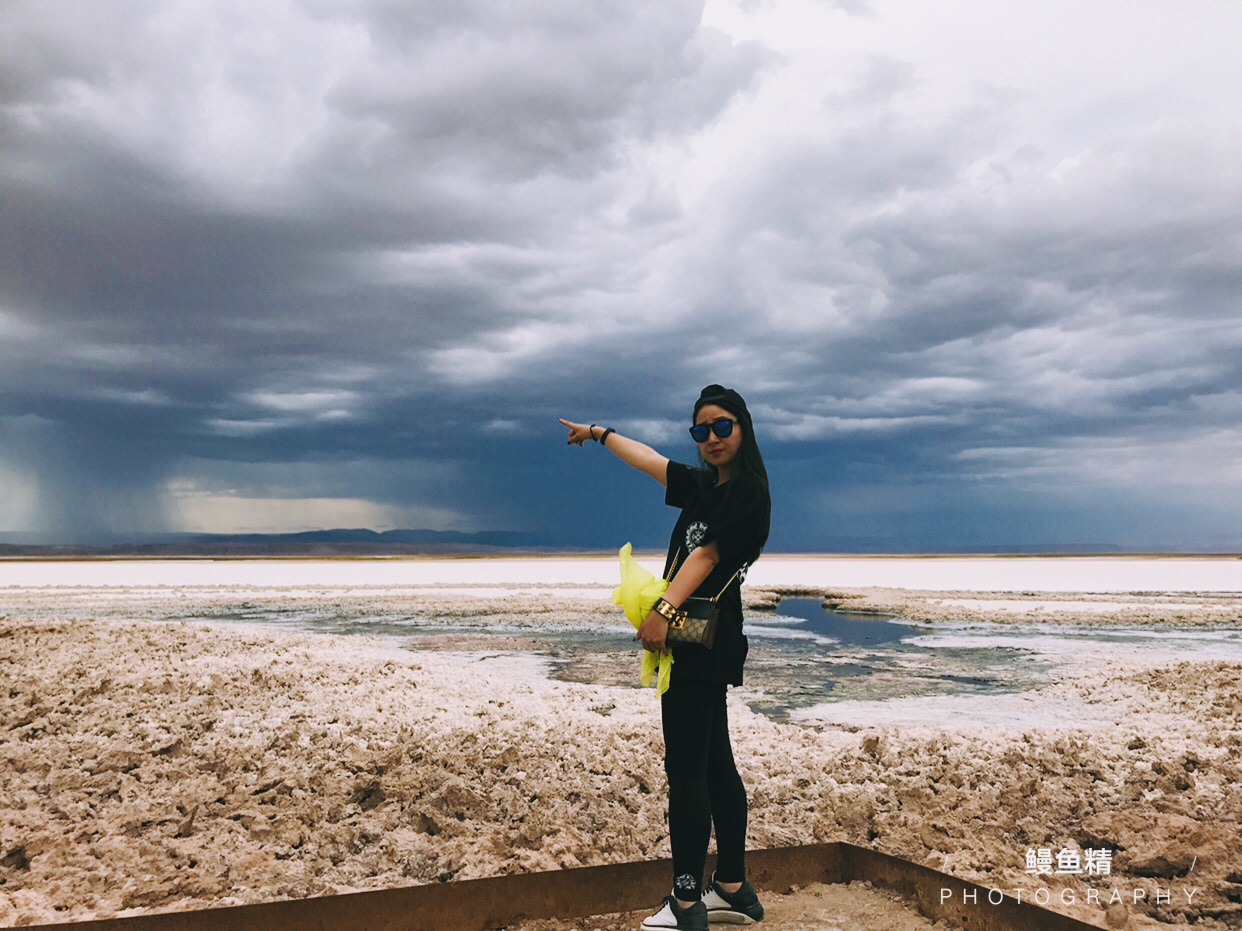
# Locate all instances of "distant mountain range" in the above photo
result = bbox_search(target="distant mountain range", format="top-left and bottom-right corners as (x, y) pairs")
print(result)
(0, 529), (1228, 556)
(0, 528), (567, 557)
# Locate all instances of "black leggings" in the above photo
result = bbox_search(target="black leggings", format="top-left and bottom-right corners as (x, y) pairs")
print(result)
(661, 676), (748, 901)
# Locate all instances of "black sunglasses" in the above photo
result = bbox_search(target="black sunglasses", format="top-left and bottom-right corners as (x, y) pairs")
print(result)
(689, 418), (738, 442)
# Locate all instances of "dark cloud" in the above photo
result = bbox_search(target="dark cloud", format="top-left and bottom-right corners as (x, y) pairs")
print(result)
(1, 1), (1239, 548)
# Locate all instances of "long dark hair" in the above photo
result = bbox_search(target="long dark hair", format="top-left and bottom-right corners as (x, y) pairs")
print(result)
(693, 385), (771, 553)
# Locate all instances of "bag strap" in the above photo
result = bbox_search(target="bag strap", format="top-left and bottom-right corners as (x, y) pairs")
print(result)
(665, 546), (743, 602)
(664, 547), (682, 582)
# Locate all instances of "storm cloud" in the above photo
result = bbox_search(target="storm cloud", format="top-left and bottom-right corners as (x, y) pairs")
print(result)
(1, 0), (1240, 549)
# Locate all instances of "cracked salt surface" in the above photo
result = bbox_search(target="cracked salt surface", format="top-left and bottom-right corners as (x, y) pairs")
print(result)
(2, 558), (1242, 929)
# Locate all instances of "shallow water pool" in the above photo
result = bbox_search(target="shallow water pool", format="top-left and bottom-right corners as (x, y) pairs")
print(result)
(141, 593), (1242, 723)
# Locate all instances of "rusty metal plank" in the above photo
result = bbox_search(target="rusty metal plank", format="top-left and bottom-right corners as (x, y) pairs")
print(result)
(23, 842), (1101, 930)
(24, 855), (681, 931)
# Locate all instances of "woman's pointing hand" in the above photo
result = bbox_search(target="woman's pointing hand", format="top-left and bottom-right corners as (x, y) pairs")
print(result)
(558, 418), (595, 446)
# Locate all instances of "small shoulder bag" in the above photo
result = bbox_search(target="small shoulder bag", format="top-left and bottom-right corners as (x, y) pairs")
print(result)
(659, 547), (741, 650)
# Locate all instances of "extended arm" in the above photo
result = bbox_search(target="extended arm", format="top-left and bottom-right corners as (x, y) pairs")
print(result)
(558, 418), (669, 486)
(636, 542), (719, 652)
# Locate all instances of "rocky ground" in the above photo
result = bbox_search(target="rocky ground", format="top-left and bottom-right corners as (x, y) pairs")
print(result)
(1, 592), (1240, 929)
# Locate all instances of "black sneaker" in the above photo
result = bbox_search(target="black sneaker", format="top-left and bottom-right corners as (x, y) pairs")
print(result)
(640, 894), (709, 930)
(701, 873), (764, 924)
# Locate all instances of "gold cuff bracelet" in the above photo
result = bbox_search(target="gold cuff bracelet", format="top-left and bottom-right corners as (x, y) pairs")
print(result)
(653, 598), (686, 629)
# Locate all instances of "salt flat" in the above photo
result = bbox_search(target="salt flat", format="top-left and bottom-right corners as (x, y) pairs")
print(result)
(1, 557), (1239, 930)
(2, 554), (1240, 592)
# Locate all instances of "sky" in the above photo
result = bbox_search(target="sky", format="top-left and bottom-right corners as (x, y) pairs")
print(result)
(1, 0), (1241, 551)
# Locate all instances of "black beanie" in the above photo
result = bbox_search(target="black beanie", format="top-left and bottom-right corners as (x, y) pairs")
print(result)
(693, 384), (753, 435)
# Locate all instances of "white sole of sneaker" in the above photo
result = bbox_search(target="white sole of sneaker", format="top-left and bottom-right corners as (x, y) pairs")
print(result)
(706, 911), (757, 925)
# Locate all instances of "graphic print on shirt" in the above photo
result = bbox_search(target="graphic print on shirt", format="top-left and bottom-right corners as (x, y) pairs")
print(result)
(685, 520), (708, 553)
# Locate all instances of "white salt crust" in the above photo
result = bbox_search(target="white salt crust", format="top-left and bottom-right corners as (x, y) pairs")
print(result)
(2, 553), (1241, 593)
(1, 582), (1240, 929)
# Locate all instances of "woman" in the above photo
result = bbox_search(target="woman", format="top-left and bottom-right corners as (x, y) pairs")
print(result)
(559, 385), (771, 930)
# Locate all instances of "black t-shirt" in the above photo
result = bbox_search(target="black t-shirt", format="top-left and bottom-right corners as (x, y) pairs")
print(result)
(662, 460), (769, 686)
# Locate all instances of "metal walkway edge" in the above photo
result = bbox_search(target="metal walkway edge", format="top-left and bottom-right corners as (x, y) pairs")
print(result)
(26, 842), (1103, 931)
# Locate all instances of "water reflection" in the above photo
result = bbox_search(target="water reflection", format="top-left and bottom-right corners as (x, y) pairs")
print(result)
(755, 597), (913, 645)
(157, 593), (1242, 724)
